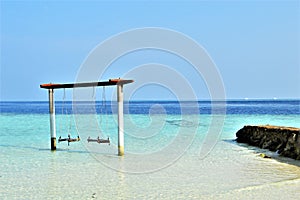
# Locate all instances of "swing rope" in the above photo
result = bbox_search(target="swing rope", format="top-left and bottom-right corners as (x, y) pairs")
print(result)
(87, 86), (110, 145)
(102, 86), (110, 139)
(102, 86), (108, 132)
(58, 88), (80, 145)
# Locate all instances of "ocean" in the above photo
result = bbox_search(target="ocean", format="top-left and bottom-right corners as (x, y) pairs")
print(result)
(0, 100), (300, 199)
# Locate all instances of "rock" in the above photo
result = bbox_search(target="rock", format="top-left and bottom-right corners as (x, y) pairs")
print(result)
(236, 125), (300, 160)
(259, 153), (271, 159)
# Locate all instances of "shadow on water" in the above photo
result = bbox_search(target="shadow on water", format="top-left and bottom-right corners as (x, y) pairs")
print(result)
(0, 144), (89, 154)
(165, 119), (199, 127)
(0, 144), (118, 157)
(223, 139), (300, 168)
(0, 144), (49, 151)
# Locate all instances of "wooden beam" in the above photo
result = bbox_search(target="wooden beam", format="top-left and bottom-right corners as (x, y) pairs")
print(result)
(40, 79), (134, 89)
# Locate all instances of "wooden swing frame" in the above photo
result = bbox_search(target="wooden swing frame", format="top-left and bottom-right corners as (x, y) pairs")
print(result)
(40, 78), (134, 156)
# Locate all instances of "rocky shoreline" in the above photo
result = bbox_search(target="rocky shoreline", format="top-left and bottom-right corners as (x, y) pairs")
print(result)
(236, 125), (300, 160)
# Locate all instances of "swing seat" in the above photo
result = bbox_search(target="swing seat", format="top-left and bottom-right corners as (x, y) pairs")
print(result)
(87, 136), (110, 145)
(58, 136), (68, 142)
(58, 135), (80, 146)
(68, 136), (80, 143)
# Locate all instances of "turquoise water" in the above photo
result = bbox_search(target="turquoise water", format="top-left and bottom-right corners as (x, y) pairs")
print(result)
(1, 101), (300, 199)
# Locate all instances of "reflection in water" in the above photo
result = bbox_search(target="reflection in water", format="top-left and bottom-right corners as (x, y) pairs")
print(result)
(165, 119), (197, 127)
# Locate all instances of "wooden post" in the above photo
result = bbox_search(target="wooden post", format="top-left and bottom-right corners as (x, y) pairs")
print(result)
(117, 84), (124, 156)
(49, 88), (56, 150)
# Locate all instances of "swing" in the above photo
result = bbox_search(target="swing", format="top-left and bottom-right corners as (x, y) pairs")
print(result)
(87, 86), (110, 145)
(58, 88), (80, 146)
(58, 135), (80, 146)
(87, 136), (110, 144)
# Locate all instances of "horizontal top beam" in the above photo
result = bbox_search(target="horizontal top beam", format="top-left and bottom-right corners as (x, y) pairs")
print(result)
(40, 79), (134, 89)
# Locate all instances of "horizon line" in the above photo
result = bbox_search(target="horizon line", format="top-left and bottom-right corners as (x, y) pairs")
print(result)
(1, 98), (300, 102)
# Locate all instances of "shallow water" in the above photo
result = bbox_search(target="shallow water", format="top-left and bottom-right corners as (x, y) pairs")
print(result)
(1, 101), (300, 199)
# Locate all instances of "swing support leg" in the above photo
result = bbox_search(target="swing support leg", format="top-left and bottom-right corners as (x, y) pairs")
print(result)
(117, 84), (124, 156)
(49, 88), (56, 150)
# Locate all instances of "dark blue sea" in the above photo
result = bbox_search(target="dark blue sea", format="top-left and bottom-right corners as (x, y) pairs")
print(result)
(0, 100), (299, 115)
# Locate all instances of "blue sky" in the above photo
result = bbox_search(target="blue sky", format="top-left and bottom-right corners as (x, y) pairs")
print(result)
(1, 0), (299, 101)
